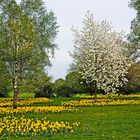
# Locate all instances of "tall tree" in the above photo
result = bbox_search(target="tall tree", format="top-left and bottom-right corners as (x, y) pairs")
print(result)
(66, 71), (87, 94)
(71, 12), (131, 99)
(129, 0), (140, 62)
(0, 0), (58, 108)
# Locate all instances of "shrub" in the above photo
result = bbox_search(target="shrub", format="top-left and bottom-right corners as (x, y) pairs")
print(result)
(53, 78), (66, 93)
(0, 84), (8, 98)
(35, 83), (53, 98)
(56, 85), (74, 97)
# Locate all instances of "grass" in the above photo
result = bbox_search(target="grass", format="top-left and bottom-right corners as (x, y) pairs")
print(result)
(33, 105), (140, 140)
(0, 94), (140, 140)
(8, 92), (35, 98)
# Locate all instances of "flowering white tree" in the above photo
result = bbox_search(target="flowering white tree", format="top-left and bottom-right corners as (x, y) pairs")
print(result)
(71, 12), (131, 99)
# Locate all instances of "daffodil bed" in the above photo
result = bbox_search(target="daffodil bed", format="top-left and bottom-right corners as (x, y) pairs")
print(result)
(0, 97), (80, 138)
(80, 94), (140, 99)
(0, 98), (50, 107)
(0, 106), (77, 115)
(62, 99), (140, 106)
(0, 115), (80, 136)
(0, 94), (140, 140)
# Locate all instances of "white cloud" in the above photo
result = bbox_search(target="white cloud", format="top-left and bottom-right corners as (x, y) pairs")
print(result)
(51, 50), (72, 63)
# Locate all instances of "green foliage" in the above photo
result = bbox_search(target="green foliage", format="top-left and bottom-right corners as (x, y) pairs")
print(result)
(66, 71), (87, 94)
(53, 78), (78, 97)
(35, 83), (53, 98)
(53, 78), (66, 92)
(129, 0), (140, 61)
(0, 0), (37, 101)
(0, 61), (11, 98)
(120, 63), (140, 94)
(129, 0), (140, 11)
(0, 84), (8, 98)
(0, 0), (58, 107)
(20, 0), (58, 68)
(55, 85), (74, 97)
(68, 64), (104, 95)
(21, 73), (52, 93)
(128, 63), (140, 88)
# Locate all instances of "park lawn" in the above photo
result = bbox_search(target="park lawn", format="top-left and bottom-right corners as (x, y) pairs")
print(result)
(0, 96), (140, 140)
(8, 92), (35, 98)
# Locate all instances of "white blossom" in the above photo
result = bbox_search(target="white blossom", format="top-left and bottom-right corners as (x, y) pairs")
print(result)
(71, 12), (131, 94)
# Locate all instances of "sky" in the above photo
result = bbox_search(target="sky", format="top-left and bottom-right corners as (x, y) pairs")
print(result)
(45, 0), (136, 81)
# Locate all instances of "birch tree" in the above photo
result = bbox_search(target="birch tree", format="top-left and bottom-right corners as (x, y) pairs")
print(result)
(0, 0), (58, 109)
(71, 12), (131, 99)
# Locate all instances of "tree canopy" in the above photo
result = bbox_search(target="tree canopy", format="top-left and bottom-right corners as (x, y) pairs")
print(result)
(0, 0), (58, 108)
(129, 0), (140, 62)
(71, 12), (131, 98)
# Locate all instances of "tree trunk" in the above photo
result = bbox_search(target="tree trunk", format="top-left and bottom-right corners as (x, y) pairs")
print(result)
(118, 92), (120, 97)
(12, 75), (19, 109)
(94, 88), (97, 101)
(94, 81), (97, 101)
(88, 81), (97, 100)
(12, 58), (20, 109)
(94, 87), (97, 101)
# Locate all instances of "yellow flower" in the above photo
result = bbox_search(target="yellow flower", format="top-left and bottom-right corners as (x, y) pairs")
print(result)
(0, 116), (80, 136)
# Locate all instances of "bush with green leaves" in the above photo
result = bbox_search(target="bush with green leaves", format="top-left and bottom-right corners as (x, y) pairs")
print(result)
(55, 85), (74, 97)
(35, 83), (53, 98)
(119, 63), (140, 94)
(53, 78), (65, 92)
(0, 84), (8, 98)
(0, 76), (10, 98)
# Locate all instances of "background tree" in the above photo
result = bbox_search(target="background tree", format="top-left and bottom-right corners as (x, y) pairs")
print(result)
(128, 0), (140, 62)
(119, 63), (140, 94)
(0, 0), (58, 108)
(34, 76), (53, 98)
(53, 78), (76, 98)
(66, 71), (84, 94)
(55, 85), (74, 98)
(53, 78), (65, 92)
(21, 73), (52, 93)
(71, 12), (131, 99)
(66, 69), (88, 94)
(126, 63), (140, 93)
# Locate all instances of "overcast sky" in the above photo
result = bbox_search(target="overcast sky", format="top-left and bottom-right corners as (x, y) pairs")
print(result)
(45, 0), (136, 81)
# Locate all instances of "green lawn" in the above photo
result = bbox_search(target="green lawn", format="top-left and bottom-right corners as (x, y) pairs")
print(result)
(0, 96), (140, 140)
(8, 92), (35, 98)
(31, 105), (140, 140)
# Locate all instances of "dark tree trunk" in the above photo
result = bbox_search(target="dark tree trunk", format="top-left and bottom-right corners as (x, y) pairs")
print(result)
(94, 81), (97, 101)
(118, 92), (121, 97)
(89, 81), (97, 101)
(84, 80), (97, 100)
(94, 87), (97, 101)
(89, 92), (93, 96)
